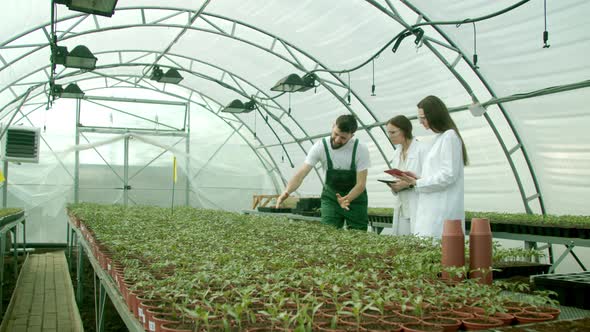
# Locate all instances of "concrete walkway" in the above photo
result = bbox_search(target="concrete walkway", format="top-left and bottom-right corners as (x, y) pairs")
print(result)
(0, 251), (83, 332)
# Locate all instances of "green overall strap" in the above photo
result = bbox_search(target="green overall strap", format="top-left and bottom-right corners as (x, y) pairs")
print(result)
(350, 139), (359, 170)
(322, 138), (334, 170)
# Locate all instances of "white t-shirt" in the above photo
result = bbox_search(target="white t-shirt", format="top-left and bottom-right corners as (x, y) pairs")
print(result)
(304, 138), (370, 172)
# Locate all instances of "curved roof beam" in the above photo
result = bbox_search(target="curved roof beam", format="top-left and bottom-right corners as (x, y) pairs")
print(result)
(4, 73), (288, 195)
(0, 7), (393, 170)
(0, 50), (329, 187)
(365, 0), (545, 214)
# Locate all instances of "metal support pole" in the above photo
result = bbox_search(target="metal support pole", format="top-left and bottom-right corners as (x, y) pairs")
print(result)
(548, 243), (574, 274)
(11, 227), (17, 276)
(568, 246), (587, 271)
(66, 223), (71, 269)
(74, 98), (81, 204)
(2, 160), (7, 208)
(23, 219), (26, 253)
(69, 227), (76, 271)
(185, 103), (190, 206)
(76, 239), (84, 305)
(0, 231), (4, 315)
(98, 282), (107, 332)
(124, 136), (130, 207)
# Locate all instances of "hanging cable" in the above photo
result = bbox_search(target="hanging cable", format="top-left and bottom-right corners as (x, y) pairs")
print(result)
(43, 107), (48, 132)
(253, 108), (257, 140)
(347, 73), (351, 105)
(288, 93), (292, 115)
(308, 0), (529, 76)
(543, 0), (550, 48)
(472, 23), (479, 69)
(371, 59), (376, 96)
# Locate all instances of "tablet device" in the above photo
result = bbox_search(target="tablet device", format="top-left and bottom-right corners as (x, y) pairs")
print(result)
(384, 169), (417, 178)
(377, 179), (397, 184)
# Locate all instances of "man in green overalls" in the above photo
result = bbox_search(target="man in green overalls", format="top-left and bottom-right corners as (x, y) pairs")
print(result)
(276, 115), (370, 230)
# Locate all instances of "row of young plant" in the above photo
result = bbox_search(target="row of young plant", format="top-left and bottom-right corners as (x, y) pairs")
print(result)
(367, 207), (590, 229)
(68, 203), (556, 331)
(0, 208), (22, 218)
(0, 207), (24, 227)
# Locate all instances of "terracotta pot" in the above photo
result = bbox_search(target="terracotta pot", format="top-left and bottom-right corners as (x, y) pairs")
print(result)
(381, 312), (420, 325)
(160, 322), (193, 332)
(152, 312), (183, 332)
(363, 320), (402, 331)
(469, 218), (493, 285)
(474, 312), (514, 326)
(438, 310), (474, 320)
(524, 306), (560, 319)
(138, 299), (163, 329)
(441, 219), (465, 281)
(146, 307), (180, 332)
(422, 317), (461, 332)
(514, 311), (554, 324)
(313, 320), (358, 331)
(461, 317), (503, 330)
(503, 306), (524, 315)
(402, 322), (444, 332)
(460, 306), (485, 315)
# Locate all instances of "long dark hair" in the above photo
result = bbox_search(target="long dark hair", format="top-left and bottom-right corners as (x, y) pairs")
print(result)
(387, 115), (413, 140)
(417, 95), (469, 165)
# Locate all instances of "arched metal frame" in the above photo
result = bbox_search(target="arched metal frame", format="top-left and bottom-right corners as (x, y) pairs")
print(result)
(0, 6), (395, 195)
(1, 74), (289, 202)
(0, 3), (546, 212)
(383, 1), (545, 214)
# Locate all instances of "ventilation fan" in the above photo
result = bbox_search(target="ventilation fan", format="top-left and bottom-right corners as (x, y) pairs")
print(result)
(1, 126), (41, 163)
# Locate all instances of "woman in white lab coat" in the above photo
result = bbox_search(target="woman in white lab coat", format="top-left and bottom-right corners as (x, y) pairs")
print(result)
(383, 115), (429, 235)
(400, 95), (468, 238)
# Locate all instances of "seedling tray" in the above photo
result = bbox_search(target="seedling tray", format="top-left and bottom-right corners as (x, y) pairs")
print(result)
(532, 271), (590, 309)
(257, 207), (292, 213)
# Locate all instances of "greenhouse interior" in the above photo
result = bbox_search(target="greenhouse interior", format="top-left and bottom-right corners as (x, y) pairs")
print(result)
(0, 0), (589, 331)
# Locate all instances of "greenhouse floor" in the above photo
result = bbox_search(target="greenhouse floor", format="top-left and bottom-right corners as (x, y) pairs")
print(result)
(0, 251), (83, 332)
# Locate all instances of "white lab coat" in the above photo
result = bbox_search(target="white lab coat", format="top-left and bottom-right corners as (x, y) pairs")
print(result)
(385, 139), (429, 235)
(414, 129), (465, 238)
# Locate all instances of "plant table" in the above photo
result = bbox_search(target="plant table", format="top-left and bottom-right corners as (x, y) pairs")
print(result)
(66, 215), (144, 332)
(0, 210), (26, 315)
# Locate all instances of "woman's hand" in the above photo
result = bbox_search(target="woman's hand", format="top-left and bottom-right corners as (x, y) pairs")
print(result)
(389, 181), (409, 192)
(399, 174), (418, 186)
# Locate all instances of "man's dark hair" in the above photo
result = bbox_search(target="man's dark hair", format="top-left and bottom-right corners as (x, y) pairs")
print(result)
(335, 115), (358, 133)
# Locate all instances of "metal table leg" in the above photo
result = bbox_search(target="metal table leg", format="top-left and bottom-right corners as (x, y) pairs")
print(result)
(76, 239), (84, 305)
(11, 227), (17, 277)
(0, 231), (4, 315)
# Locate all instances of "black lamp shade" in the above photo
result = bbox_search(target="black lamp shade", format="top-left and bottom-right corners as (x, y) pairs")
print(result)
(65, 45), (97, 70)
(150, 66), (164, 81)
(159, 68), (184, 84)
(298, 73), (317, 92)
(222, 99), (256, 114)
(60, 83), (85, 98)
(271, 73), (306, 92)
(50, 84), (64, 97)
(51, 46), (68, 65)
(57, 0), (118, 17)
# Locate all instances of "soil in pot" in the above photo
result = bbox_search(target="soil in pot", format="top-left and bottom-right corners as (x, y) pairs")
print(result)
(514, 311), (554, 324)
(402, 322), (444, 332)
(421, 317), (461, 332)
(462, 317), (503, 330)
